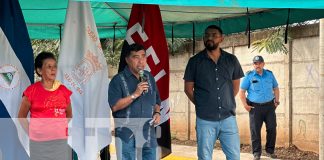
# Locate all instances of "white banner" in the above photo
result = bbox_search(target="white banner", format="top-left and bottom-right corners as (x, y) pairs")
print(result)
(57, 1), (111, 159)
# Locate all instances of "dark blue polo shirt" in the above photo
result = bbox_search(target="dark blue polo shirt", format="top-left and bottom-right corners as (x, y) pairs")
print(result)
(184, 49), (244, 121)
(108, 66), (161, 147)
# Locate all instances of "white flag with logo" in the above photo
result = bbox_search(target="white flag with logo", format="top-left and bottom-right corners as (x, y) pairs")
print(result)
(57, 1), (111, 159)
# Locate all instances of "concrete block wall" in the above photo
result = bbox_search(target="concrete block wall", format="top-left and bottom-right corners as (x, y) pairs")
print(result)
(169, 69), (189, 140)
(107, 24), (320, 153)
(169, 46), (198, 141)
(291, 37), (319, 152)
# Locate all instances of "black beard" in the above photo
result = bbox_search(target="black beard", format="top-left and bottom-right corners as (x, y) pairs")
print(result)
(204, 41), (218, 51)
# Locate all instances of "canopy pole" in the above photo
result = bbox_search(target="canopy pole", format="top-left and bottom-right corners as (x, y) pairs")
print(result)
(285, 9), (291, 44)
(319, 18), (324, 160)
(141, 5), (145, 32)
(59, 24), (62, 41)
(245, 8), (251, 48)
(113, 23), (116, 54)
(192, 22), (195, 55)
(171, 23), (174, 56)
(218, 19), (221, 28)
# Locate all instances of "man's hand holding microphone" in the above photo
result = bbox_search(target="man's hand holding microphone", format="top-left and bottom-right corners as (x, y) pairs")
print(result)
(130, 70), (149, 100)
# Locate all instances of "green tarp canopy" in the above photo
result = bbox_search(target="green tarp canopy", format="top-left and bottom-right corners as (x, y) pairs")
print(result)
(20, 0), (324, 39)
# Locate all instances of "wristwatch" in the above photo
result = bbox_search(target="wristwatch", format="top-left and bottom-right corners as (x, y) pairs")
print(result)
(153, 112), (161, 116)
(131, 94), (137, 100)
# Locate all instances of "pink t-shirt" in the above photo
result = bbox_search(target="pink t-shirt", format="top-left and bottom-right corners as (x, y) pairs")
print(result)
(23, 82), (72, 141)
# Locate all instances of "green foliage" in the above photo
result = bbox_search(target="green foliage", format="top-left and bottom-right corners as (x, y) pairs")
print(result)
(252, 29), (289, 54)
(31, 39), (124, 68)
(101, 39), (124, 68)
(100, 38), (191, 67)
(31, 40), (60, 58)
(31, 38), (190, 69)
(167, 38), (191, 55)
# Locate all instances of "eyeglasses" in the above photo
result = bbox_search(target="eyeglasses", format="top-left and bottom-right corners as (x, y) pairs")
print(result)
(204, 33), (222, 38)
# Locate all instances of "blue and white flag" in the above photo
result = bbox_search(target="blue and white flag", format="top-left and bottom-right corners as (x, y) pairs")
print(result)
(57, 1), (111, 159)
(0, 0), (34, 159)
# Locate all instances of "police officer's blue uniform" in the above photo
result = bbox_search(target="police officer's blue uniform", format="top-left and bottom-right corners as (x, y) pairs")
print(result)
(240, 68), (278, 157)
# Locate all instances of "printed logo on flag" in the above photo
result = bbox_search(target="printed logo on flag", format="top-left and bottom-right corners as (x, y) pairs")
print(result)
(87, 26), (103, 51)
(64, 50), (103, 95)
(62, 25), (105, 96)
(71, 50), (102, 84)
(0, 64), (20, 89)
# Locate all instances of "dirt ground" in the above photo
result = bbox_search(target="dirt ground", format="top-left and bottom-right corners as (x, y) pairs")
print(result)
(172, 139), (319, 160)
(240, 144), (318, 160)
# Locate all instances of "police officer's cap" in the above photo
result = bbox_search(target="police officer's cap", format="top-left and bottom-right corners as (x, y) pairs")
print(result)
(253, 55), (264, 63)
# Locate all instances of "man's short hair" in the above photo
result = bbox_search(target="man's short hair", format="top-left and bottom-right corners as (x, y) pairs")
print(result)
(205, 25), (223, 35)
(125, 43), (145, 57)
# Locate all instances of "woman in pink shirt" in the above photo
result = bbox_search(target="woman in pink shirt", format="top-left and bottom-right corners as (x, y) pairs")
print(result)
(18, 52), (72, 160)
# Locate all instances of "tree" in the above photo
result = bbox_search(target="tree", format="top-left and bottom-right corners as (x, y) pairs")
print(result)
(251, 28), (289, 54)
(100, 38), (124, 68)
(167, 38), (191, 55)
(31, 39), (60, 57)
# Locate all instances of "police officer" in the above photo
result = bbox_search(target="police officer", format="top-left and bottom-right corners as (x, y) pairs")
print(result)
(238, 55), (280, 160)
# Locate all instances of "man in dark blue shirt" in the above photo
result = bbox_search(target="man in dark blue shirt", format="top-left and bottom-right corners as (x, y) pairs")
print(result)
(184, 25), (244, 160)
(239, 55), (280, 160)
(108, 43), (161, 160)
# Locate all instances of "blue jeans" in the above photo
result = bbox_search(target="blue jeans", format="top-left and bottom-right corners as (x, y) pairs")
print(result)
(196, 116), (240, 160)
(115, 136), (156, 160)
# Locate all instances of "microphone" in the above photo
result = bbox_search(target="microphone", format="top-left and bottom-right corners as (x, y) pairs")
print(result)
(139, 70), (147, 82)
(139, 70), (148, 93)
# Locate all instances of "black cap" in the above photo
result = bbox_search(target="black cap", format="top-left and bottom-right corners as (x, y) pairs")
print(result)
(253, 55), (264, 63)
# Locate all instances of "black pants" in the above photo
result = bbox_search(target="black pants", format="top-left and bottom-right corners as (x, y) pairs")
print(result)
(100, 145), (110, 160)
(248, 101), (277, 156)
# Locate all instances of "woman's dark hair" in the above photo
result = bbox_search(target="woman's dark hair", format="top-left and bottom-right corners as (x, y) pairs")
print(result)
(34, 51), (56, 76)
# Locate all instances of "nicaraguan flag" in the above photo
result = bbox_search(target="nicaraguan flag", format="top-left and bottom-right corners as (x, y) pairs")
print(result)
(0, 0), (34, 159)
(57, 1), (111, 160)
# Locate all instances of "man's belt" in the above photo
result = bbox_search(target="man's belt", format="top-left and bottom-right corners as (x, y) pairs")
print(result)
(247, 99), (274, 107)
